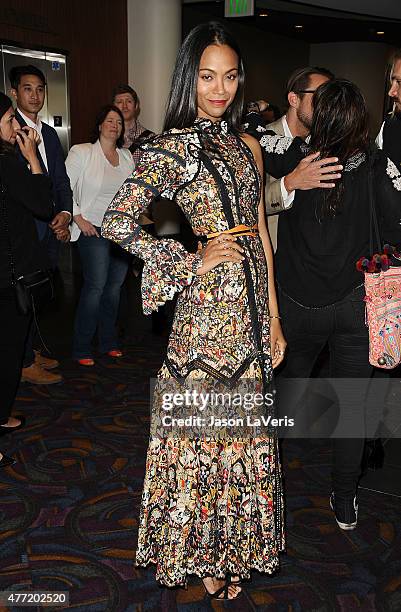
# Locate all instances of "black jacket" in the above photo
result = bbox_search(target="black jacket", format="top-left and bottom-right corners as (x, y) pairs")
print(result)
(15, 110), (72, 240)
(0, 152), (53, 288)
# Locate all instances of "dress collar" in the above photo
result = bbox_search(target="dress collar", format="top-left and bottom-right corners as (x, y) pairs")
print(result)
(194, 117), (229, 135)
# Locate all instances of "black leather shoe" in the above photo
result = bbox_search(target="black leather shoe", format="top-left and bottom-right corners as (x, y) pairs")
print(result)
(0, 417), (26, 437)
(0, 454), (16, 468)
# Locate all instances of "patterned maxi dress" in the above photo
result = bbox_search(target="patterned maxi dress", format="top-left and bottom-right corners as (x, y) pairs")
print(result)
(102, 117), (285, 586)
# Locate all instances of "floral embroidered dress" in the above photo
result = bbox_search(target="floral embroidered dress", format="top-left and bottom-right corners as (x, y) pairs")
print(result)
(102, 117), (284, 586)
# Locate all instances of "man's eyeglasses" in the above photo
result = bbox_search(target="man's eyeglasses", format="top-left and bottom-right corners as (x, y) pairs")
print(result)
(297, 89), (316, 94)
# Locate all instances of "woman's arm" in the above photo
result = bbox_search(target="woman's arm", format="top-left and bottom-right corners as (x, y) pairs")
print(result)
(65, 144), (88, 217)
(65, 144), (99, 237)
(101, 137), (203, 314)
(242, 133), (287, 368)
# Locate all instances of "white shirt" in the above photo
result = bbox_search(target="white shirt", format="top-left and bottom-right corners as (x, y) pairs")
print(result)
(376, 122), (384, 149)
(66, 141), (134, 241)
(280, 116), (295, 209)
(85, 150), (133, 227)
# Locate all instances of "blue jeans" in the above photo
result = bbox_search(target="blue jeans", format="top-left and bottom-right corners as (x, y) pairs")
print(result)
(72, 230), (129, 359)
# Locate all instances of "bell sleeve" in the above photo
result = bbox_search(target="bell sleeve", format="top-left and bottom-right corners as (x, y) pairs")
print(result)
(101, 138), (202, 314)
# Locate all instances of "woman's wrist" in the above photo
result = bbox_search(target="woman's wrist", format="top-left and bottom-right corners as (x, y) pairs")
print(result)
(28, 157), (42, 174)
(190, 251), (203, 275)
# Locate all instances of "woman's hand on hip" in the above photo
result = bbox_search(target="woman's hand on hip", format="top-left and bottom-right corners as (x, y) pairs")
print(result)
(196, 234), (244, 276)
(270, 317), (287, 369)
(74, 214), (99, 237)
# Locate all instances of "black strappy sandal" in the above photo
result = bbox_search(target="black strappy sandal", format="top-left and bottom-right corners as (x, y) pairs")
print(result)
(202, 578), (242, 601)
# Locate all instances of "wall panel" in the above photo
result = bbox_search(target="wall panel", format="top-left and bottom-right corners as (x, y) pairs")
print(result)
(0, 0), (128, 145)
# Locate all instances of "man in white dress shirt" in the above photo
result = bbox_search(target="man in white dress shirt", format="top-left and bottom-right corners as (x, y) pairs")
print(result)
(246, 66), (338, 249)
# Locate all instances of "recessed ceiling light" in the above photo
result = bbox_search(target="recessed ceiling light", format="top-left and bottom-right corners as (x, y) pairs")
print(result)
(295, 25), (303, 29)
(376, 31), (385, 35)
(260, 12), (269, 17)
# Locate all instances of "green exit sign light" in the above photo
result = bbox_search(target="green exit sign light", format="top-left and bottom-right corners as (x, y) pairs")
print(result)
(225, 0), (255, 18)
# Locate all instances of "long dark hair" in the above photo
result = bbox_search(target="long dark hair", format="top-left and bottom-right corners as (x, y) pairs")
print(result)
(91, 104), (125, 149)
(309, 79), (370, 219)
(0, 140), (14, 156)
(0, 92), (16, 156)
(163, 21), (245, 132)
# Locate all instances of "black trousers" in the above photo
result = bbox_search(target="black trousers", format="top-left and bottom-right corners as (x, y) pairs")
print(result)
(23, 233), (56, 368)
(0, 288), (31, 425)
(278, 284), (373, 498)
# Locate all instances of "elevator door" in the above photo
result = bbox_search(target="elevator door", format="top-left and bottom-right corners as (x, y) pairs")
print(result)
(0, 45), (70, 156)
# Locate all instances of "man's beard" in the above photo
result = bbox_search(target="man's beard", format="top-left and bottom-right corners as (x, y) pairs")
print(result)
(296, 108), (312, 131)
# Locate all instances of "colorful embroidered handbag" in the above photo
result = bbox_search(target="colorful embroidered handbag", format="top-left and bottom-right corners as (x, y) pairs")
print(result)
(364, 267), (401, 368)
(358, 156), (401, 369)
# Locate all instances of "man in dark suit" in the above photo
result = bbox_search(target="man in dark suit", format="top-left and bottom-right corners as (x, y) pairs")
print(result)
(10, 64), (72, 384)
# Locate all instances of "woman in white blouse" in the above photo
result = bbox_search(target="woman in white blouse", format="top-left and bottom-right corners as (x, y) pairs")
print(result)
(66, 105), (134, 365)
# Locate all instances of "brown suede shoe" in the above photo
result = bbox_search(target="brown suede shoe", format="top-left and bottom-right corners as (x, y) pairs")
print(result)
(34, 350), (59, 370)
(21, 363), (62, 385)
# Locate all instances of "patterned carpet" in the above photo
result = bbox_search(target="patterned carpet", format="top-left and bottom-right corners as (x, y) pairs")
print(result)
(0, 329), (400, 611)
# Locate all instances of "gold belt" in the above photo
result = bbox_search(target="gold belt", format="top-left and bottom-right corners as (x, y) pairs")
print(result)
(206, 224), (259, 241)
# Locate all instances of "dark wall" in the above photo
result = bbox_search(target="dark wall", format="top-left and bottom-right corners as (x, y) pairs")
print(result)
(0, 0), (128, 145)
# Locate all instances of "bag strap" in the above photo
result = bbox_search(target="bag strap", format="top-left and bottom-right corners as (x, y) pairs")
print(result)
(0, 157), (17, 285)
(367, 150), (382, 254)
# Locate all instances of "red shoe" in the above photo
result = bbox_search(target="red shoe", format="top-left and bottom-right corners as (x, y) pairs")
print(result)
(107, 350), (123, 358)
(77, 358), (95, 366)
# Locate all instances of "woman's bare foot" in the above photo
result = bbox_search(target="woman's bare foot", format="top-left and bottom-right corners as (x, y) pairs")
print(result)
(202, 576), (241, 599)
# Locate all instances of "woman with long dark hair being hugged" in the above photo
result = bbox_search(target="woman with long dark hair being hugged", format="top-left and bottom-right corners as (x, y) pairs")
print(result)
(260, 79), (401, 530)
(102, 22), (286, 600)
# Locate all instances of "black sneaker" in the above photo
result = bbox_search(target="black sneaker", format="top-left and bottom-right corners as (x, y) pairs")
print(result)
(330, 492), (358, 530)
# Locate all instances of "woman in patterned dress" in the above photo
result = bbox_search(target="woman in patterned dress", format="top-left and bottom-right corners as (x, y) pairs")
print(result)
(102, 22), (286, 599)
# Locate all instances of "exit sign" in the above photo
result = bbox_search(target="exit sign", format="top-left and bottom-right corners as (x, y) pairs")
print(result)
(225, 0), (254, 18)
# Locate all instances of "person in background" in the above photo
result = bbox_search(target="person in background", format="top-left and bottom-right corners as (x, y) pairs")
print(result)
(245, 66), (337, 250)
(261, 79), (401, 531)
(0, 92), (53, 466)
(254, 100), (281, 124)
(376, 48), (401, 165)
(10, 64), (72, 385)
(370, 48), (401, 465)
(66, 105), (134, 366)
(112, 84), (154, 165)
(113, 84), (161, 338)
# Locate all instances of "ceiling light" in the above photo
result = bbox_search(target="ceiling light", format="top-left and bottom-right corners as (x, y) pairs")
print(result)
(376, 31), (385, 35)
(295, 25), (303, 29)
(260, 12), (269, 17)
